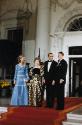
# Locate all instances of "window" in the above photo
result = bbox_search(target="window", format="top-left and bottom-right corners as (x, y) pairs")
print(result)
(67, 18), (82, 31)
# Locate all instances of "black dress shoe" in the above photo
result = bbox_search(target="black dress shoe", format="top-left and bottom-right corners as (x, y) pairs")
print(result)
(45, 105), (53, 108)
(56, 107), (64, 110)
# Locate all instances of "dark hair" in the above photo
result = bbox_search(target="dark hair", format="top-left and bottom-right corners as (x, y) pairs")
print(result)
(18, 55), (23, 63)
(58, 52), (64, 56)
(48, 53), (53, 57)
(34, 57), (41, 64)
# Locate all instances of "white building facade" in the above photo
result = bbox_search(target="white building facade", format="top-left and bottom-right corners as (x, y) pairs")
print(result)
(0, 0), (82, 96)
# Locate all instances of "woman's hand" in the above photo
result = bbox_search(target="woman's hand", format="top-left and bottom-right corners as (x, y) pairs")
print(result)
(14, 80), (16, 85)
(43, 79), (45, 84)
(25, 80), (28, 83)
(29, 71), (33, 76)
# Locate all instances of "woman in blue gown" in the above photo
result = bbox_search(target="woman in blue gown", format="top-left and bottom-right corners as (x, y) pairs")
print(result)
(11, 55), (29, 106)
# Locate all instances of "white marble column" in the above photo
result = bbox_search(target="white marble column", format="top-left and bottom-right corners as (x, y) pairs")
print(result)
(35, 0), (50, 61)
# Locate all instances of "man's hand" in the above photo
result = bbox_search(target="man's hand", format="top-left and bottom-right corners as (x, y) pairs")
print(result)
(52, 80), (55, 85)
(60, 79), (64, 84)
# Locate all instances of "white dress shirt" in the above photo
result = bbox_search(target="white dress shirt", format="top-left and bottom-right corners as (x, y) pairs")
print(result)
(48, 61), (52, 72)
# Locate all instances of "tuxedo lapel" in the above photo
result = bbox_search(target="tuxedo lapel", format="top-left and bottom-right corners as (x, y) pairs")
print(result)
(46, 61), (48, 72)
(46, 61), (52, 72)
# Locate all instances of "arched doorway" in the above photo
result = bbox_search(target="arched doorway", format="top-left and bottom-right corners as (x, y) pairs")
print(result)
(67, 18), (82, 97)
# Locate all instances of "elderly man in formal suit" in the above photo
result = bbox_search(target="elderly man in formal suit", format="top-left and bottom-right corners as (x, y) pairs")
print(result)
(55, 52), (67, 110)
(43, 53), (57, 108)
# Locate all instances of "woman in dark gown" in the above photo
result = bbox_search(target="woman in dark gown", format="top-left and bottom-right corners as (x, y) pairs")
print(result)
(29, 58), (42, 106)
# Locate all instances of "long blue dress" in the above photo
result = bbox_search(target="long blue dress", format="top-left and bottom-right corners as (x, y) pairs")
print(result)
(11, 64), (29, 106)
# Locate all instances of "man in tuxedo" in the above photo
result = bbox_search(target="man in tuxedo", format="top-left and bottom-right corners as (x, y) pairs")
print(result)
(44, 53), (57, 108)
(55, 52), (67, 110)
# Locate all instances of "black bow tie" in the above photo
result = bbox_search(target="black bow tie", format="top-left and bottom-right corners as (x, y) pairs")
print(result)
(48, 60), (52, 62)
(58, 60), (61, 63)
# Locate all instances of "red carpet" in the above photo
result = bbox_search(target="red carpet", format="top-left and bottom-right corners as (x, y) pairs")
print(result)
(0, 97), (82, 125)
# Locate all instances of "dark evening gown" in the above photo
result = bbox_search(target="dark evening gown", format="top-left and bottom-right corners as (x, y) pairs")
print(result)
(29, 68), (42, 106)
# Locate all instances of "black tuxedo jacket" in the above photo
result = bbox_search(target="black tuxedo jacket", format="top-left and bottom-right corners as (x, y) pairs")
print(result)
(44, 60), (57, 81)
(55, 59), (67, 84)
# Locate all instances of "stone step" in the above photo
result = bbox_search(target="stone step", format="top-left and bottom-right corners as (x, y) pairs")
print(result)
(0, 107), (8, 113)
(62, 119), (82, 125)
(67, 107), (82, 121)
(62, 107), (82, 125)
(67, 113), (82, 121)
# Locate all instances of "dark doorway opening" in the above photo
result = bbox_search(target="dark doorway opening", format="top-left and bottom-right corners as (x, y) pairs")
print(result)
(69, 46), (82, 97)
(0, 40), (19, 80)
(0, 28), (23, 80)
(69, 58), (82, 97)
(8, 28), (23, 54)
(0, 28), (23, 98)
